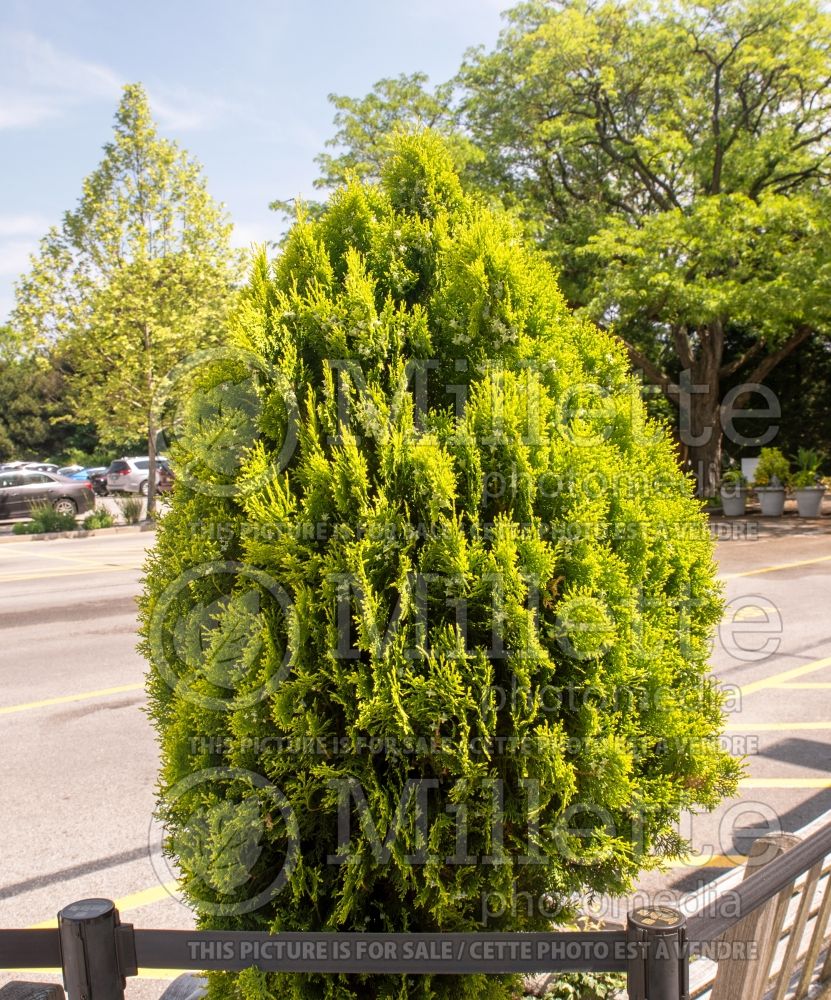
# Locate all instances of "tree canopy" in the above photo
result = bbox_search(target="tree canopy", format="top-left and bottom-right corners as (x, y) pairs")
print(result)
(303, 0), (831, 494)
(0, 327), (81, 462)
(13, 83), (240, 512)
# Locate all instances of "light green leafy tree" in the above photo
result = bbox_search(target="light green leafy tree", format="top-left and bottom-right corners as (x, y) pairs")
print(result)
(307, 0), (831, 495)
(13, 83), (240, 514)
(314, 73), (476, 188)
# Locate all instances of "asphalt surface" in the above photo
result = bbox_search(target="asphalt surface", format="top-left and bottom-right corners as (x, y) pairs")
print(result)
(0, 532), (191, 998)
(629, 519), (831, 918)
(0, 520), (830, 994)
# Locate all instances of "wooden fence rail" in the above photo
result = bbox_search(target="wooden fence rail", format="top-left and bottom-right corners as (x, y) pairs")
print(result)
(686, 808), (831, 1000)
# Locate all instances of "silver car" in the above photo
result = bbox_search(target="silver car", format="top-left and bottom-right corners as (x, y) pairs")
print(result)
(0, 470), (95, 519)
(106, 456), (170, 495)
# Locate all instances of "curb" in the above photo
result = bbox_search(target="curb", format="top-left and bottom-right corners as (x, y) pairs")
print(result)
(709, 512), (831, 541)
(0, 522), (156, 544)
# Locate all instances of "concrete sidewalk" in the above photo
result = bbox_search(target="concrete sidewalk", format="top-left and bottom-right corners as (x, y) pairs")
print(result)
(710, 501), (831, 541)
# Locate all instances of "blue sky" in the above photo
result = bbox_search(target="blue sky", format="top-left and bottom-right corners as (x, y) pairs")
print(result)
(0, 0), (506, 322)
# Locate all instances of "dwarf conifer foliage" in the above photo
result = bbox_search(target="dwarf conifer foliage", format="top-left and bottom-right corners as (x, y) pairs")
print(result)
(140, 135), (738, 1000)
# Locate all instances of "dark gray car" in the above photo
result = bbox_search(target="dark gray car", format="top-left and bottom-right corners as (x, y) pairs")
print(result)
(0, 470), (96, 519)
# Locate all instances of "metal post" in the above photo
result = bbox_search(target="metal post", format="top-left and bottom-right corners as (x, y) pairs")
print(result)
(627, 905), (689, 1000)
(58, 900), (133, 1000)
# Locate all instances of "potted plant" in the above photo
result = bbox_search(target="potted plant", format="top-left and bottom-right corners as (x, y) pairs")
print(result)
(789, 448), (827, 518)
(753, 447), (789, 516)
(720, 467), (748, 517)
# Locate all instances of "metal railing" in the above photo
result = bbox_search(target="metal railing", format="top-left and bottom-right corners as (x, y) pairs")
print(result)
(3, 817), (831, 1000)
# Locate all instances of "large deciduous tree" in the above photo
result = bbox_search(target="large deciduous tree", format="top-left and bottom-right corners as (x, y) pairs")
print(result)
(459, 0), (831, 495)
(13, 83), (239, 514)
(313, 72), (476, 190)
(310, 0), (831, 494)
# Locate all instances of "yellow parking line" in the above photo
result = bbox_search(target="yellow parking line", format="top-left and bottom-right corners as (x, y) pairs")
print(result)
(725, 721), (831, 731)
(731, 605), (778, 621)
(738, 656), (831, 697)
(0, 548), (104, 567)
(739, 778), (831, 789)
(666, 853), (742, 869)
(0, 682), (144, 715)
(722, 554), (831, 580)
(30, 880), (179, 929)
(111, 881), (180, 912)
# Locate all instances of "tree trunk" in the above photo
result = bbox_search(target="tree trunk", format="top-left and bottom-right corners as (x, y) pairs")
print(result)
(680, 365), (723, 499)
(143, 318), (156, 521)
(146, 415), (157, 520)
(687, 416), (723, 499)
(623, 322), (813, 498)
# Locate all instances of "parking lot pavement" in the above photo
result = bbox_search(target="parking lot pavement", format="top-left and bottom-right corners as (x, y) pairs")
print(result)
(0, 525), (830, 992)
(631, 530), (831, 907)
(93, 495), (171, 523)
(0, 531), (188, 1000)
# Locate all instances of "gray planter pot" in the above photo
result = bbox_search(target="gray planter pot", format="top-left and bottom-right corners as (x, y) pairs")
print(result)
(795, 487), (826, 518)
(756, 486), (786, 516)
(720, 486), (747, 517)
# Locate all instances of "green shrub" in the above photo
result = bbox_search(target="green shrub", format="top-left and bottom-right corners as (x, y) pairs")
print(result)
(13, 501), (78, 535)
(117, 496), (143, 524)
(753, 447), (790, 487)
(790, 470), (819, 489)
(795, 447), (824, 474)
(83, 508), (115, 529)
(140, 134), (738, 1000)
(720, 467), (746, 488)
(789, 448), (825, 489)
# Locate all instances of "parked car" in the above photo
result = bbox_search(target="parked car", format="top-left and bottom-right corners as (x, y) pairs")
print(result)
(57, 465), (85, 477)
(65, 466), (107, 482)
(0, 461), (60, 473)
(106, 456), (170, 495)
(0, 470), (95, 519)
(20, 462), (60, 473)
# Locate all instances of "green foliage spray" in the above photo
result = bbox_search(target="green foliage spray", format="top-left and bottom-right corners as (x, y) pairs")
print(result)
(140, 134), (738, 1000)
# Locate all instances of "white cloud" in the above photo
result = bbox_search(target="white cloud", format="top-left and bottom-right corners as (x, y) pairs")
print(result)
(16, 31), (121, 99)
(0, 30), (239, 132)
(0, 31), (120, 129)
(0, 95), (60, 129)
(147, 86), (240, 132)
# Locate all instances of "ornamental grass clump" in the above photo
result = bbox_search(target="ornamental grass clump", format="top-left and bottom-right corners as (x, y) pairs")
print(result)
(140, 133), (738, 1000)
